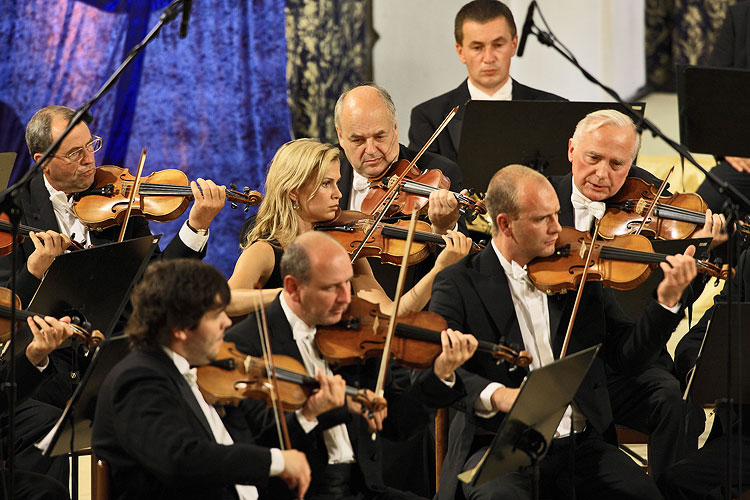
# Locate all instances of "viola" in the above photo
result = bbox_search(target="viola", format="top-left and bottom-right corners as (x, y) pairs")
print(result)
(600, 177), (711, 240)
(0, 287), (104, 346)
(316, 210), (481, 266)
(196, 341), (387, 413)
(360, 159), (486, 219)
(315, 297), (532, 370)
(72, 165), (263, 230)
(0, 213), (85, 257)
(527, 227), (730, 295)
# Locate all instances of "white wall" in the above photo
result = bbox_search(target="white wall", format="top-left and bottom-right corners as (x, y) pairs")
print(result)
(373, 0), (646, 144)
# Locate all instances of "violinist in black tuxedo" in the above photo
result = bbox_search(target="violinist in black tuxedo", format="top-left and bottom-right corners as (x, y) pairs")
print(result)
(0, 105), (226, 307)
(226, 231), (477, 500)
(429, 164), (697, 500)
(408, 0), (563, 164)
(92, 259), (311, 500)
(548, 109), (724, 480)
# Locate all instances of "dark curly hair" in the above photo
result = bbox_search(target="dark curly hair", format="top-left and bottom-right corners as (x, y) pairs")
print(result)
(126, 259), (230, 351)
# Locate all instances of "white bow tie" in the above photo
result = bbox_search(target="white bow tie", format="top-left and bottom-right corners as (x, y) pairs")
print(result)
(352, 175), (370, 192)
(571, 191), (606, 220)
(183, 367), (198, 387)
(510, 261), (530, 283)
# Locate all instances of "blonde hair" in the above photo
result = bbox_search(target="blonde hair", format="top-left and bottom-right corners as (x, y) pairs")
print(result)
(244, 138), (340, 249)
(571, 109), (641, 160)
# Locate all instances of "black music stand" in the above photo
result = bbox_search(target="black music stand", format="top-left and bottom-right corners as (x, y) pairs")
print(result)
(458, 345), (599, 497)
(686, 303), (750, 406)
(677, 66), (750, 158)
(612, 238), (711, 320)
(28, 234), (161, 338)
(456, 101), (645, 190)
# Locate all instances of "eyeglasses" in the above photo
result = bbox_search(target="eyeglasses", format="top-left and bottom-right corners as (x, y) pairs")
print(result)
(55, 135), (102, 163)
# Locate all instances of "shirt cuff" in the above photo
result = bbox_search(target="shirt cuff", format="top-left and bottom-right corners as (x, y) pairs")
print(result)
(295, 408), (319, 433)
(269, 448), (284, 476)
(34, 357), (49, 373)
(657, 300), (682, 314)
(178, 222), (209, 252)
(475, 382), (504, 418)
(439, 372), (456, 388)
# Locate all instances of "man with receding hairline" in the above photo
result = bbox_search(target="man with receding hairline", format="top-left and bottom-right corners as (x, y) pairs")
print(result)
(429, 164), (697, 499)
(409, 0), (563, 164)
(227, 232), (477, 500)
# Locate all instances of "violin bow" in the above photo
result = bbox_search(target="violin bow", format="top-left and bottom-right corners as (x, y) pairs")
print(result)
(559, 217), (603, 358)
(117, 148), (147, 242)
(371, 208), (420, 438)
(634, 166), (673, 237)
(349, 106), (459, 263)
(253, 291), (292, 450)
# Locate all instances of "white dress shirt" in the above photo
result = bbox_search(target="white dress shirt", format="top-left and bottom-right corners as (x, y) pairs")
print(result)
(474, 240), (585, 438)
(163, 347), (284, 500)
(279, 294), (356, 464)
(348, 170), (371, 212)
(466, 77), (513, 101)
(570, 178), (606, 232)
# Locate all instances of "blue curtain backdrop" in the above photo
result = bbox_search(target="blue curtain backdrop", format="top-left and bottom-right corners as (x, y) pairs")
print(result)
(0, 0), (291, 278)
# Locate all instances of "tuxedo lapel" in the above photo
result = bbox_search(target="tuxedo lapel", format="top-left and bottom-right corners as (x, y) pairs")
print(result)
(471, 247), (524, 350)
(555, 173), (575, 227)
(266, 296), (305, 365)
(22, 172), (60, 231)
(448, 81), (471, 157)
(337, 146), (354, 210)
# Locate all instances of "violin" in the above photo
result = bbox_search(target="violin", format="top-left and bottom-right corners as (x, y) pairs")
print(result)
(316, 210), (482, 266)
(0, 287), (104, 346)
(72, 166), (263, 230)
(527, 227), (731, 295)
(196, 341), (387, 413)
(601, 177), (715, 240)
(0, 213), (85, 257)
(315, 297), (532, 370)
(360, 159), (486, 219)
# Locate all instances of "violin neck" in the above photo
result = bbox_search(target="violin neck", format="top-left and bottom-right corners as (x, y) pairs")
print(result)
(399, 179), (466, 202)
(273, 364), (368, 398)
(380, 224), (446, 245)
(0, 304), (36, 323)
(0, 220), (45, 238)
(598, 245), (717, 276)
(394, 322), (497, 355)
(652, 203), (706, 225)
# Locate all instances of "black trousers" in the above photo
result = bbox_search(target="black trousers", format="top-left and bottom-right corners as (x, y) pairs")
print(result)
(696, 161), (750, 215)
(607, 366), (705, 480)
(659, 408), (750, 500)
(461, 428), (662, 500)
(307, 463), (427, 500)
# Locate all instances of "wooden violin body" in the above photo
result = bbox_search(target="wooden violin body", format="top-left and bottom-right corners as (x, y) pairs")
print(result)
(72, 165), (262, 230)
(528, 227), (730, 295)
(316, 297), (531, 369)
(0, 213), (84, 256)
(601, 177), (707, 240)
(197, 341), (387, 413)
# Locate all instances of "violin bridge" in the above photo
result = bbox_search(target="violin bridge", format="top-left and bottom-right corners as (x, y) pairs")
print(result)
(372, 314), (380, 335)
(579, 241), (587, 259)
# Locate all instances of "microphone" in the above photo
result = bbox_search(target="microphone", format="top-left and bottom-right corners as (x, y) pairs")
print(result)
(179, 0), (192, 38)
(516, 0), (536, 58)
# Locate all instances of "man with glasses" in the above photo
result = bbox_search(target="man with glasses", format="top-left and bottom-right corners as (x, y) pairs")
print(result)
(0, 105), (225, 307)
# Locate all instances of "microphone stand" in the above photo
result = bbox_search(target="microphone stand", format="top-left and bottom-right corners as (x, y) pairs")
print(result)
(0, 1), (189, 498)
(521, 2), (750, 498)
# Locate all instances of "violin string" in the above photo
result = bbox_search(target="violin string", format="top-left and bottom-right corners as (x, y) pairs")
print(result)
(597, 245), (668, 264)
(653, 203), (707, 223)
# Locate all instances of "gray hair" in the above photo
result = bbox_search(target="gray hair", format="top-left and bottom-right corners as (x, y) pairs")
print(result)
(25, 105), (75, 156)
(571, 109), (641, 160)
(334, 83), (397, 130)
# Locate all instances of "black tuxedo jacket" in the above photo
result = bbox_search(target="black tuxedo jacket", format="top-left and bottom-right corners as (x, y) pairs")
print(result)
(408, 79), (565, 163)
(225, 295), (463, 499)
(0, 350), (56, 415)
(0, 169), (205, 306)
(710, 1), (750, 68)
(337, 143), (463, 210)
(429, 245), (682, 500)
(92, 348), (272, 500)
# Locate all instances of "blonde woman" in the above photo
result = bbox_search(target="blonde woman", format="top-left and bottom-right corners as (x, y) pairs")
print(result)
(227, 138), (470, 316)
